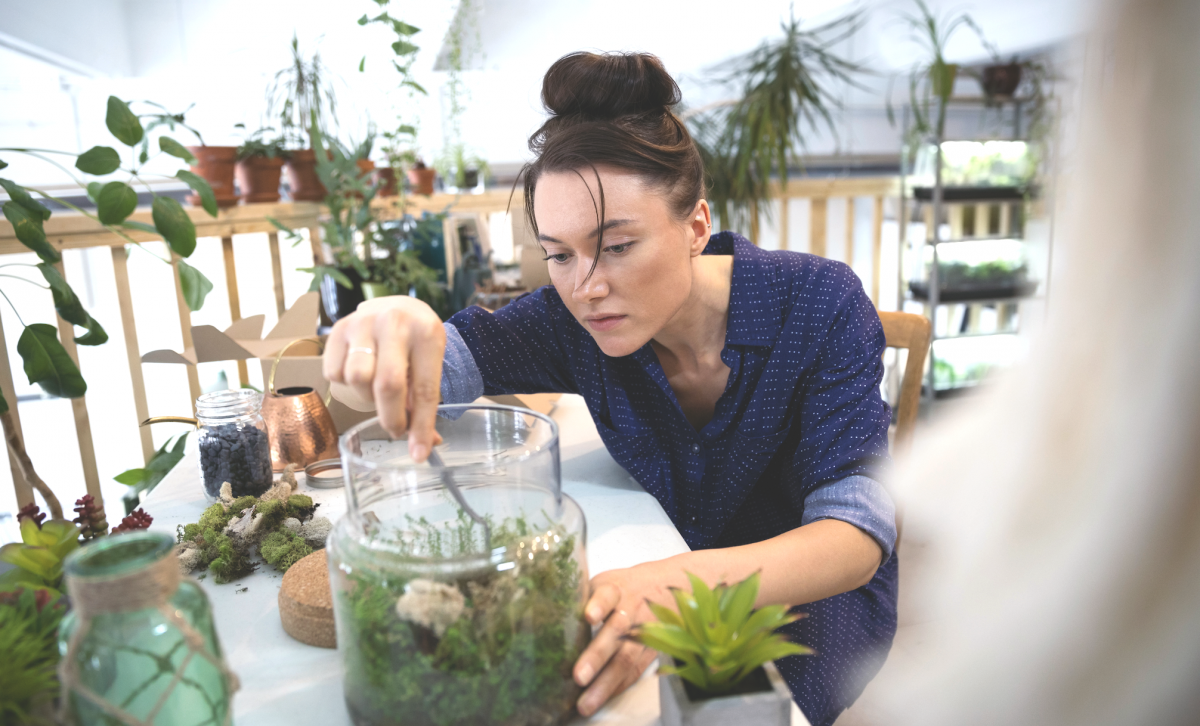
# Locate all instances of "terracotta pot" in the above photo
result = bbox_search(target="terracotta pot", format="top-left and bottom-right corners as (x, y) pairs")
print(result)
(235, 156), (284, 204)
(375, 167), (398, 197)
(407, 167), (436, 196)
(261, 385), (339, 471)
(982, 62), (1023, 99)
(355, 159), (376, 178)
(285, 149), (327, 202)
(186, 146), (239, 208)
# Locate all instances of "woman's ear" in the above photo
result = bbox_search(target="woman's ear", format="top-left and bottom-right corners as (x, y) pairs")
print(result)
(688, 199), (712, 256)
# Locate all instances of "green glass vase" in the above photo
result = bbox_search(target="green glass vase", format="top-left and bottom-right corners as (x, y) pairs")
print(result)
(57, 531), (237, 725)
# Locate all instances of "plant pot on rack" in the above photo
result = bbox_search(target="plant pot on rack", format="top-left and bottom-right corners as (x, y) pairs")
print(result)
(982, 62), (1023, 99)
(375, 167), (398, 197)
(235, 156), (285, 204)
(407, 166), (436, 196)
(319, 266), (365, 324)
(186, 146), (239, 208)
(360, 281), (391, 300)
(285, 149), (327, 202)
(658, 655), (792, 726)
(909, 279), (1038, 302)
(460, 168), (480, 190)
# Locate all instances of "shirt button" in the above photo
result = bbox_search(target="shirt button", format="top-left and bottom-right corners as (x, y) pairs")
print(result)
(691, 443), (701, 454)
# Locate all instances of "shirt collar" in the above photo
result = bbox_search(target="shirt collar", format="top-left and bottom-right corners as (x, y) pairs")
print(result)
(702, 231), (782, 347)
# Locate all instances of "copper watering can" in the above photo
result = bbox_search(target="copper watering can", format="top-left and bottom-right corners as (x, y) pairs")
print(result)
(261, 338), (339, 472)
(141, 338), (339, 472)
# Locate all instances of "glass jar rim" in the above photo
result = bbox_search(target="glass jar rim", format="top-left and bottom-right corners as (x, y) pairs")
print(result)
(338, 403), (559, 472)
(64, 531), (176, 580)
(196, 388), (263, 420)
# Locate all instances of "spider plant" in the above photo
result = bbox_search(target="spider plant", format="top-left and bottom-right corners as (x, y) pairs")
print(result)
(687, 9), (865, 233)
(267, 34), (339, 149)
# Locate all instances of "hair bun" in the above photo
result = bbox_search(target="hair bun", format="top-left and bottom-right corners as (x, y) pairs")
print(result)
(541, 52), (681, 121)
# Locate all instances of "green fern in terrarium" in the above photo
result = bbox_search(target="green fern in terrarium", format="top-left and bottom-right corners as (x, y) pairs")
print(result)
(633, 571), (810, 695)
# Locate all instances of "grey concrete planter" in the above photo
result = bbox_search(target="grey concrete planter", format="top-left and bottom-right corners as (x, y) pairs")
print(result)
(658, 654), (792, 726)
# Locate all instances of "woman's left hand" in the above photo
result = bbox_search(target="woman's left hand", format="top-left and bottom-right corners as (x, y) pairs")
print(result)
(573, 561), (679, 717)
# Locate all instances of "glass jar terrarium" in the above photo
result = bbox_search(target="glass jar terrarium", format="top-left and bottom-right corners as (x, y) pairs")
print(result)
(196, 389), (273, 499)
(58, 531), (237, 725)
(329, 405), (589, 726)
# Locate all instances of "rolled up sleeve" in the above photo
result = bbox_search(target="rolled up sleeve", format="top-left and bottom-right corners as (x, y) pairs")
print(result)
(801, 474), (897, 562)
(440, 322), (484, 405)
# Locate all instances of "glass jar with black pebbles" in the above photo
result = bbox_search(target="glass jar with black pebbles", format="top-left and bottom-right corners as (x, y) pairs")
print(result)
(196, 389), (273, 499)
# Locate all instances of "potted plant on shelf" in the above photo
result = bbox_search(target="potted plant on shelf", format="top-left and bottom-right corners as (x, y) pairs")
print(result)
(234, 126), (288, 204)
(406, 159), (436, 195)
(378, 123), (419, 197)
(684, 9), (865, 234)
(633, 572), (808, 726)
(435, 142), (489, 193)
(268, 35), (338, 202)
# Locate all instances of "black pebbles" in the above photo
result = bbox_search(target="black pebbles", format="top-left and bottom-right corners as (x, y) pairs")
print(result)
(199, 423), (272, 498)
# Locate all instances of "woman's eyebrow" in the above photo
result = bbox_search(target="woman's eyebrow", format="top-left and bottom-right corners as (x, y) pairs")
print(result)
(538, 218), (635, 245)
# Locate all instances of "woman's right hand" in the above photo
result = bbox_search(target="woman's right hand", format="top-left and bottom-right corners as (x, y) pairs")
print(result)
(323, 295), (446, 462)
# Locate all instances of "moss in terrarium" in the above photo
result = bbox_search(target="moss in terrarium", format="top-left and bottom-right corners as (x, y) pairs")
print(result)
(197, 503), (234, 533)
(339, 513), (589, 726)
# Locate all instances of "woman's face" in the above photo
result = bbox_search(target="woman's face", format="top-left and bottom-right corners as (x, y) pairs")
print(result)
(533, 166), (710, 357)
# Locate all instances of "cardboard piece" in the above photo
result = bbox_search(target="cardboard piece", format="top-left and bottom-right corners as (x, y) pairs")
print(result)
(143, 291), (563, 433)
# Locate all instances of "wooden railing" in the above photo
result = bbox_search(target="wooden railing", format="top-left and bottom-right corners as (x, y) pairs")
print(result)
(0, 178), (897, 517)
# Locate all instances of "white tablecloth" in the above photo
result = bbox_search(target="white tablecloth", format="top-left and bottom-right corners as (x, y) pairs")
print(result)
(143, 395), (692, 725)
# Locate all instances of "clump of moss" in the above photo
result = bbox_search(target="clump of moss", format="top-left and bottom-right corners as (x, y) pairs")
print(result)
(260, 530), (313, 572)
(338, 515), (588, 726)
(206, 531), (255, 583)
(228, 496), (258, 516)
(286, 494), (315, 519)
(197, 502), (234, 532)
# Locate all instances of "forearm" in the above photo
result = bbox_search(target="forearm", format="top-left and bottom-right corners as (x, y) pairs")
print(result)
(644, 519), (882, 608)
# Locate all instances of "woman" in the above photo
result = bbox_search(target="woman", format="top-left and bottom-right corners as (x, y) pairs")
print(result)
(325, 52), (896, 726)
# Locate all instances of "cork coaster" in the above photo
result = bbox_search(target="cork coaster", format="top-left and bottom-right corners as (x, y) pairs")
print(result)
(278, 549), (336, 648)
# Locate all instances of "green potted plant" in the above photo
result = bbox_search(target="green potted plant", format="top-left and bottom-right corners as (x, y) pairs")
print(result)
(633, 572), (809, 726)
(366, 213), (447, 310)
(234, 125), (288, 204)
(268, 35), (338, 202)
(2, 97), (217, 522)
(406, 158), (436, 195)
(684, 10), (865, 233)
(434, 142), (489, 192)
(435, 0), (488, 194)
(378, 124), (419, 197)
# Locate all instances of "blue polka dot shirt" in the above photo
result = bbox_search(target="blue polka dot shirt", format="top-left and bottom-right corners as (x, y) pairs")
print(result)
(444, 232), (898, 726)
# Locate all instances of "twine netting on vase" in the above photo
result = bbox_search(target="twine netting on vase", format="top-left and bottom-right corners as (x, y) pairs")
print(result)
(58, 552), (240, 726)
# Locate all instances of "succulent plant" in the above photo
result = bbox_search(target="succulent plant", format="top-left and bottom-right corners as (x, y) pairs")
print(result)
(632, 571), (811, 695)
(0, 516), (80, 598)
(72, 495), (109, 541)
(110, 508), (153, 535)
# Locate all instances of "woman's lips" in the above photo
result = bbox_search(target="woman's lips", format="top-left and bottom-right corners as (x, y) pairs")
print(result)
(585, 315), (626, 332)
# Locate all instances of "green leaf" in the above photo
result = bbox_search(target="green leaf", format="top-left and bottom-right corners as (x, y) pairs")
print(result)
(391, 19), (420, 35)
(177, 260), (212, 311)
(152, 196), (196, 256)
(402, 78), (427, 95)
(637, 624), (705, 658)
(114, 468), (147, 485)
(391, 40), (419, 56)
(37, 263), (108, 346)
(0, 158), (6, 169)
(17, 323), (85, 398)
(75, 145), (122, 175)
(647, 601), (684, 628)
(175, 169), (217, 217)
(0, 178), (52, 220)
(720, 571), (759, 631)
(121, 220), (158, 235)
(357, 13), (369, 25)
(96, 181), (137, 224)
(158, 136), (197, 164)
(359, 57), (366, 72)
(2, 201), (58, 263)
(86, 182), (104, 205)
(106, 96), (144, 146)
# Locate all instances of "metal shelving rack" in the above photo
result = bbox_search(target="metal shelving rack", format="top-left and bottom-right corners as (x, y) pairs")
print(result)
(898, 96), (1041, 397)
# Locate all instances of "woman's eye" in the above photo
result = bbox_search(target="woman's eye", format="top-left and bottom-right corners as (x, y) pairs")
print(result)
(543, 252), (570, 264)
(604, 242), (633, 255)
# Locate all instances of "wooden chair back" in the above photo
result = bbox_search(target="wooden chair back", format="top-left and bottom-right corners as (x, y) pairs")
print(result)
(878, 310), (933, 454)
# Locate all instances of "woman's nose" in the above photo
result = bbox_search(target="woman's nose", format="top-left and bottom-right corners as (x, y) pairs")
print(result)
(571, 257), (608, 303)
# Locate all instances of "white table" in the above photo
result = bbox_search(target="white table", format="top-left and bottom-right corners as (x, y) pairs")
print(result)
(144, 395), (689, 725)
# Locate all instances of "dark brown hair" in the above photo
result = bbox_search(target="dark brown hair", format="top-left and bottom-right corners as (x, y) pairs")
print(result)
(520, 52), (704, 279)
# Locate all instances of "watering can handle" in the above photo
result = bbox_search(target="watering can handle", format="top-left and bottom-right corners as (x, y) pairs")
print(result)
(268, 337), (331, 406)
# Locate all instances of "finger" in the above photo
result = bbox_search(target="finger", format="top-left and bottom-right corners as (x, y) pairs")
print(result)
(576, 640), (654, 717)
(323, 318), (350, 383)
(343, 316), (380, 405)
(574, 604), (630, 688)
(372, 309), (410, 439)
(585, 582), (621, 626)
(405, 318), (445, 463)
